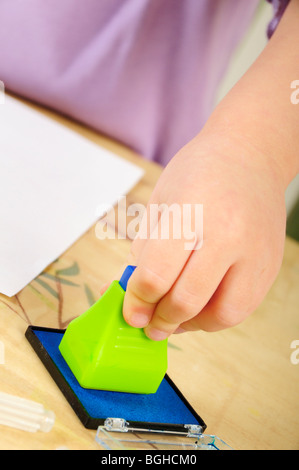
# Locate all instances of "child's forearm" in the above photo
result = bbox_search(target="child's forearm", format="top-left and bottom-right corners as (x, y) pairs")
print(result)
(202, 0), (299, 190)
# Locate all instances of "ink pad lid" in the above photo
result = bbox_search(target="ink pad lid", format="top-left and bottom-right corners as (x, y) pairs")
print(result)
(95, 422), (232, 450)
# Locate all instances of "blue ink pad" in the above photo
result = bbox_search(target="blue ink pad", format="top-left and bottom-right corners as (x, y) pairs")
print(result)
(25, 326), (206, 432)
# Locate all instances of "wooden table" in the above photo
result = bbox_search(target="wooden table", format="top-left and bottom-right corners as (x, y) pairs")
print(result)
(0, 97), (299, 450)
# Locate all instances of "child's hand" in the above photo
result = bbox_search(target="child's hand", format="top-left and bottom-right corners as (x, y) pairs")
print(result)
(123, 0), (299, 340)
(122, 130), (287, 340)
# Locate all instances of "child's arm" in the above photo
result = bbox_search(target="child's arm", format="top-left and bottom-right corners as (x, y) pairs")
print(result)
(123, 0), (299, 339)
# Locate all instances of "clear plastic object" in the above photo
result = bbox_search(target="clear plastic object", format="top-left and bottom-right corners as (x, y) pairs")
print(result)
(95, 419), (232, 450)
(0, 391), (55, 433)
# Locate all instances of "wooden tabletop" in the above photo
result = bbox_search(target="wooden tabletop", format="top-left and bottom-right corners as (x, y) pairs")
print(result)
(0, 97), (299, 450)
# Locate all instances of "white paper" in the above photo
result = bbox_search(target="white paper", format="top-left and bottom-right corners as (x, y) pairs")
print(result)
(0, 96), (144, 296)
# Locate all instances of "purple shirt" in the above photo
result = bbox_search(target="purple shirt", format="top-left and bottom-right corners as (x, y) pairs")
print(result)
(0, 0), (286, 166)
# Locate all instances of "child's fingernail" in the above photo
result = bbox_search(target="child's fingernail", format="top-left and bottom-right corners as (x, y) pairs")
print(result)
(129, 313), (150, 328)
(146, 328), (169, 341)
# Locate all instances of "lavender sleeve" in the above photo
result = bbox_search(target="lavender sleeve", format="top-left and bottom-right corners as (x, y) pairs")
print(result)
(0, 0), (290, 165)
(267, 0), (290, 37)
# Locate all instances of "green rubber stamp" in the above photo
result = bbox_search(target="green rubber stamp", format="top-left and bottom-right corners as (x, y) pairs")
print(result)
(59, 266), (168, 394)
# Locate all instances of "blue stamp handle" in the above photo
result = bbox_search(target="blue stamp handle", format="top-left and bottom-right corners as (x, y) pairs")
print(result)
(119, 265), (137, 291)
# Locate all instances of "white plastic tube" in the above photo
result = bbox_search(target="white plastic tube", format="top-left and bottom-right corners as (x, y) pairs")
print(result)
(0, 391), (55, 432)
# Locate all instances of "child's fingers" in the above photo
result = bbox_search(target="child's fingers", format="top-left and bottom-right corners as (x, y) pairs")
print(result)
(143, 240), (232, 339)
(177, 263), (256, 332)
(123, 241), (190, 329)
(123, 209), (195, 329)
